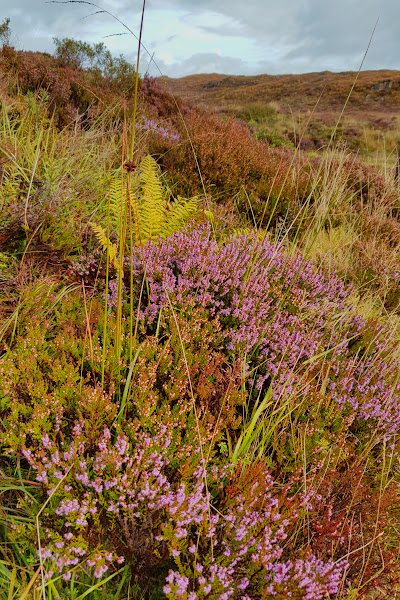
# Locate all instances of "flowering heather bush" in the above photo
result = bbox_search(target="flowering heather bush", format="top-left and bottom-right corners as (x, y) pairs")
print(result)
(18, 423), (347, 597)
(4, 46), (400, 597)
(136, 117), (180, 144)
(0, 297), (348, 597)
(109, 225), (400, 439)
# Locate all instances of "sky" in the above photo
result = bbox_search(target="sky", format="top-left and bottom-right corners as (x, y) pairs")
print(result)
(3, 0), (400, 78)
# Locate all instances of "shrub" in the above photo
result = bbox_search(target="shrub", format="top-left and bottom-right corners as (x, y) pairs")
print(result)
(54, 37), (136, 95)
(256, 129), (295, 150)
(0, 17), (11, 48)
(156, 110), (311, 227)
(70, 225), (400, 443)
(308, 463), (400, 595)
(1, 48), (128, 127)
(111, 226), (400, 439)
(0, 293), (347, 597)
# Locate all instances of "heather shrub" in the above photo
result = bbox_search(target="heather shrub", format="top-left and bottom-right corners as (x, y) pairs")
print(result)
(3, 30), (400, 598)
(143, 91), (396, 241)
(151, 108), (311, 226)
(13, 428), (347, 597)
(101, 225), (400, 441)
(0, 291), (349, 597)
(308, 462), (400, 595)
(298, 138), (315, 152)
(139, 75), (188, 122)
(0, 46), (128, 127)
(334, 157), (396, 208)
(3, 200), (400, 596)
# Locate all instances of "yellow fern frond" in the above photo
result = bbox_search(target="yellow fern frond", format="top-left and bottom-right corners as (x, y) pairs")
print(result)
(101, 155), (212, 248)
(204, 209), (215, 223)
(90, 222), (120, 274)
(108, 178), (128, 236)
(163, 195), (200, 237)
(229, 227), (268, 241)
(137, 155), (166, 243)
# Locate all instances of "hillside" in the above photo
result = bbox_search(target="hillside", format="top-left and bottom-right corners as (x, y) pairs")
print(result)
(160, 70), (400, 171)
(159, 70), (400, 117)
(2, 42), (400, 599)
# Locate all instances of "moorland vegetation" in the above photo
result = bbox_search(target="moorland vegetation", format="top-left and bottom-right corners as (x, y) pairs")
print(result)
(160, 71), (400, 170)
(1, 15), (400, 600)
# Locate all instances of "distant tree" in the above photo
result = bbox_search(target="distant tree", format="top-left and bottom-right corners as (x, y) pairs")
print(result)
(0, 17), (12, 48)
(53, 37), (97, 69)
(53, 37), (136, 92)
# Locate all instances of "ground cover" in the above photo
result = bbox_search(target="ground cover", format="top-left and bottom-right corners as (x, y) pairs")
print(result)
(1, 30), (400, 600)
(159, 71), (400, 172)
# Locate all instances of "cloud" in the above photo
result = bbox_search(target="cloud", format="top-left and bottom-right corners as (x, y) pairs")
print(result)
(143, 51), (248, 78)
(149, 0), (400, 72)
(158, 51), (175, 66)
(3, 0), (400, 76)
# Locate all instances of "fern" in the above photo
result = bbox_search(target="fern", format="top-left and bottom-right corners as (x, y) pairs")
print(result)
(229, 227), (268, 241)
(137, 155), (167, 243)
(89, 222), (121, 275)
(108, 178), (127, 235)
(92, 155), (212, 255)
(161, 195), (196, 237)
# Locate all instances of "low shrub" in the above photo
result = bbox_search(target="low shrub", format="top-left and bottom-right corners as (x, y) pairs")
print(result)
(0, 292), (347, 597)
(106, 225), (400, 440)
(148, 107), (311, 226)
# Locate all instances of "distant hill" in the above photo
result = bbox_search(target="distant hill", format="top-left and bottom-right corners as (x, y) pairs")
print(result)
(158, 70), (400, 118)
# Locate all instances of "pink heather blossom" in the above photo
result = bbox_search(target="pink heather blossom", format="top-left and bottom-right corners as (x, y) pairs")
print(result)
(94, 563), (109, 578)
(117, 224), (400, 438)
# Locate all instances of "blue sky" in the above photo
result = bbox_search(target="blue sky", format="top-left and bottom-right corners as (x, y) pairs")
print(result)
(4, 0), (400, 77)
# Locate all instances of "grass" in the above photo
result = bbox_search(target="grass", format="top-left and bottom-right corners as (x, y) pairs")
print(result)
(1, 10), (400, 600)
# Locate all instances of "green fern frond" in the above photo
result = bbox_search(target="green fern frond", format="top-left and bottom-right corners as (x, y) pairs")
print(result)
(204, 209), (215, 223)
(108, 178), (127, 235)
(137, 155), (166, 243)
(231, 227), (251, 238)
(89, 222), (120, 274)
(230, 227), (268, 241)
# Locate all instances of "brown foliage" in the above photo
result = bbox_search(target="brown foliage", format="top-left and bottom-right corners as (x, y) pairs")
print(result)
(0, 48), (127, 127)
(151, 108), (312, 226)
(309, 464), (400, 595)
(159, 70), (400, 117)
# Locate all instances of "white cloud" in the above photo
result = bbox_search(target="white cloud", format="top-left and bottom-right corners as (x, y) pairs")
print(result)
(159, 51), (175, 66)
(3, 0), (400, 76)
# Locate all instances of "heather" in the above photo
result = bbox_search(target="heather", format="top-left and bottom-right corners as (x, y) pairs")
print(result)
(2, 23), (400, 600)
